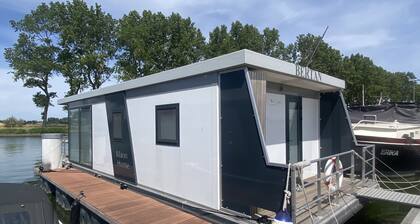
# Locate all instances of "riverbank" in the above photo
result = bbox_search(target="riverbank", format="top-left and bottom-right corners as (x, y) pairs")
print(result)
(0, 126), (67, 136)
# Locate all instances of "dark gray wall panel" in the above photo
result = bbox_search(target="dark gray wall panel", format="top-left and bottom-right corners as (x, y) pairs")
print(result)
(126, 73), (218, 99)
(105, 92), (137, 183)
(68, 96), (105, 109)
(220, 69), (287, 215)
(320, 92), (356, 158)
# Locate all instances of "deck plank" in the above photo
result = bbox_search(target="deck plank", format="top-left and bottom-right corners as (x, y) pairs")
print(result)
(40, 168), (208, 224)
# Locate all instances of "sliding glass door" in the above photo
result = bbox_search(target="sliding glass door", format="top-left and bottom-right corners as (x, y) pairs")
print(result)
(69, 106), (92, 167)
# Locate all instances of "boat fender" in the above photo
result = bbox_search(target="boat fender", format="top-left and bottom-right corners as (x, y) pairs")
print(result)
(324, 157), (343, 192)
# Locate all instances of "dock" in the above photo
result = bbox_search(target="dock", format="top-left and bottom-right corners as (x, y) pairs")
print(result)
(40, 168), (208, 224)
(402, 208), (420, 224)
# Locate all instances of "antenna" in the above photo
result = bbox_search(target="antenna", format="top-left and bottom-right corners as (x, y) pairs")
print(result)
(305, 26), (329, 68)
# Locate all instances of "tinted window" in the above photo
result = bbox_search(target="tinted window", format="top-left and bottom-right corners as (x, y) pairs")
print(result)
(156, 104), (179, 146)
(68, 106), (92, 167)
(112, 112), (123, 140)
(69, 108), (80, 162)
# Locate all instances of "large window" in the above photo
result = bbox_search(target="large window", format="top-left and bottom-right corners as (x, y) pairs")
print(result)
(69, 106), (92, 167)
(155, 104), (179, 146)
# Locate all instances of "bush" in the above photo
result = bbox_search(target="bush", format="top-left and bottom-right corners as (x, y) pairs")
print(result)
(0, 126), (68, 135)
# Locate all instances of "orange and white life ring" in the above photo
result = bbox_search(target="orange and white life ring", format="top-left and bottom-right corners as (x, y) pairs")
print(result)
(324, 157), (343, 192)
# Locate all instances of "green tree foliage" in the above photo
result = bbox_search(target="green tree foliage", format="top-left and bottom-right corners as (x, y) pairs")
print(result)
(116, 10), (205, 81)
(4, 3), (60, 127)
(6, 2), (418, 107)
(206, 21), (286, 59)
(286, 34), (418, 105)
(57, 0), (117, 94)
(285, 34), (343, 78)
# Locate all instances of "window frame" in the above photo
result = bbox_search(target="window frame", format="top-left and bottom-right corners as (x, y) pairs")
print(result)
(155, 103), (180, 147)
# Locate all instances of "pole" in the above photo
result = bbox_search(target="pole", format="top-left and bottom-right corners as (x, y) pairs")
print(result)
(362, 84), (365, 106)
(413, 83), (415, 103)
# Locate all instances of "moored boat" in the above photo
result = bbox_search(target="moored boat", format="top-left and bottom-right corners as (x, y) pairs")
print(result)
(350, 103), (420, 174)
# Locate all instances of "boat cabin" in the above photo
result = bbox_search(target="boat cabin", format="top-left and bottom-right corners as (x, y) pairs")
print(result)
(58, 49), (356, 218)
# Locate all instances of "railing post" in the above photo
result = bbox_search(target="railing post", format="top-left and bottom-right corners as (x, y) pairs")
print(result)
(362, 147), (366, 184)
(372, 145), (376, 181)
(351, 151), (355, 187)
(336, 155), (340, 189)
(291, 166), (297, 223)
(317, 160), (321, 212)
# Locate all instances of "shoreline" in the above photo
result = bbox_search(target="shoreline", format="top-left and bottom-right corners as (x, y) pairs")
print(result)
(0, 133), (43, 137)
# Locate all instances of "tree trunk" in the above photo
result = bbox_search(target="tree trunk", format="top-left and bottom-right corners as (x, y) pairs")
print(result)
(42, 103), (49, 128)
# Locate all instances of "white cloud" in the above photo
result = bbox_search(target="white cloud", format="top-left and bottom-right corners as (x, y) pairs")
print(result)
(327, 30), (394, 51)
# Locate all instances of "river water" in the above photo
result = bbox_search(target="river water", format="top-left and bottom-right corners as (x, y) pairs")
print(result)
(0, 136), (70, 223)
(0, 136), (418, 223)
(0, 136), (41, 183)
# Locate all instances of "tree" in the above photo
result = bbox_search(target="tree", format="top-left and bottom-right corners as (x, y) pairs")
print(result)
(116, 10), (205, 81)
(285, 34), (343, 77)
(205, 25), (233, 58)
(205, 21), (285, 59)
(4, 3), (60, 127)
(57, 0), (117, 94)
(3, 116), (24, 128)
(262, 28), (285, 58)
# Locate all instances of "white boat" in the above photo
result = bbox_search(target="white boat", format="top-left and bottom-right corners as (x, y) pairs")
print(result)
(352, 118), (420, 173)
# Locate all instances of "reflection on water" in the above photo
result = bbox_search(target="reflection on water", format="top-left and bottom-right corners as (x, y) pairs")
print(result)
(0, 136), (41, 183)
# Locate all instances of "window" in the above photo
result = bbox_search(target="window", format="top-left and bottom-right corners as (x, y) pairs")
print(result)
(68, 106), (92, 167)
(69, 109), (80, 163)
(79, 107), (92, 166)
(156, 104), (179, 146)
(112, 112), (123, 140)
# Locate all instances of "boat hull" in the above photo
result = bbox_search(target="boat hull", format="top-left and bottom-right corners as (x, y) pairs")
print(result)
(356, 135), (420, 174)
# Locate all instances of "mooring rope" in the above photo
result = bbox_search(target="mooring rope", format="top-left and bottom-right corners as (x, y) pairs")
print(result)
(364, 150), (420, 192)
(297, 166), (315, 224)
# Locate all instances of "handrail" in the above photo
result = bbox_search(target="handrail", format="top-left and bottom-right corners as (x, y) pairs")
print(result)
(289, 145), (376, 222)
(352, 119), (402, 130)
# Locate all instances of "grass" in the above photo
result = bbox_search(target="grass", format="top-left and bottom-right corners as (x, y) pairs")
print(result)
(0, 125), (67, 135)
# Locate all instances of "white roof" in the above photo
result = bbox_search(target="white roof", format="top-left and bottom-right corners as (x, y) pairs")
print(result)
(58, 49), (345, 104)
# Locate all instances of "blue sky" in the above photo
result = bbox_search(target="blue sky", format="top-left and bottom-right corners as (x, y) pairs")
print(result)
(1, 0), (419, 120)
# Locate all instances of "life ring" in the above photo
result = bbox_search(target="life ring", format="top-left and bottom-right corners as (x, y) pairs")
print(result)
(324, 157), (343, 192)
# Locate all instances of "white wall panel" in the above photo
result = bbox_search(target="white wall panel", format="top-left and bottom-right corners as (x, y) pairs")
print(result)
(265, 93), (286, 164)
(126, 85), (219, 209)
(302, 97), (320, 178)
(92, 103), (114, 176)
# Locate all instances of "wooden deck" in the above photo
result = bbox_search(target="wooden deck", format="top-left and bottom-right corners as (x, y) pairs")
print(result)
(40, 168), (208, 224)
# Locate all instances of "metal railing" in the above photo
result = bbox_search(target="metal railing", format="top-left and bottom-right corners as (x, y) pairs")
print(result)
(289, 145), (375, 223)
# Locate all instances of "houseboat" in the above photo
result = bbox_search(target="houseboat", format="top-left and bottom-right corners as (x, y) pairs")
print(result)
(55, 49), (360, 223)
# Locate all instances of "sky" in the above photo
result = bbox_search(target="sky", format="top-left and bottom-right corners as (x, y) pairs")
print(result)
(0, 0), (419, 120)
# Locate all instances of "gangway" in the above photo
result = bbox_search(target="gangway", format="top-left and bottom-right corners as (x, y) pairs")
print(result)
(356, 187), (420, 207)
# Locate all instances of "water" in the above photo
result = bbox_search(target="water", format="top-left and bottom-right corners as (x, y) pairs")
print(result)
(0, 136), (41, 183)
(0, 136), (418, 223)
(346, 174), (420, 223)
(0, 136), (69, 223)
